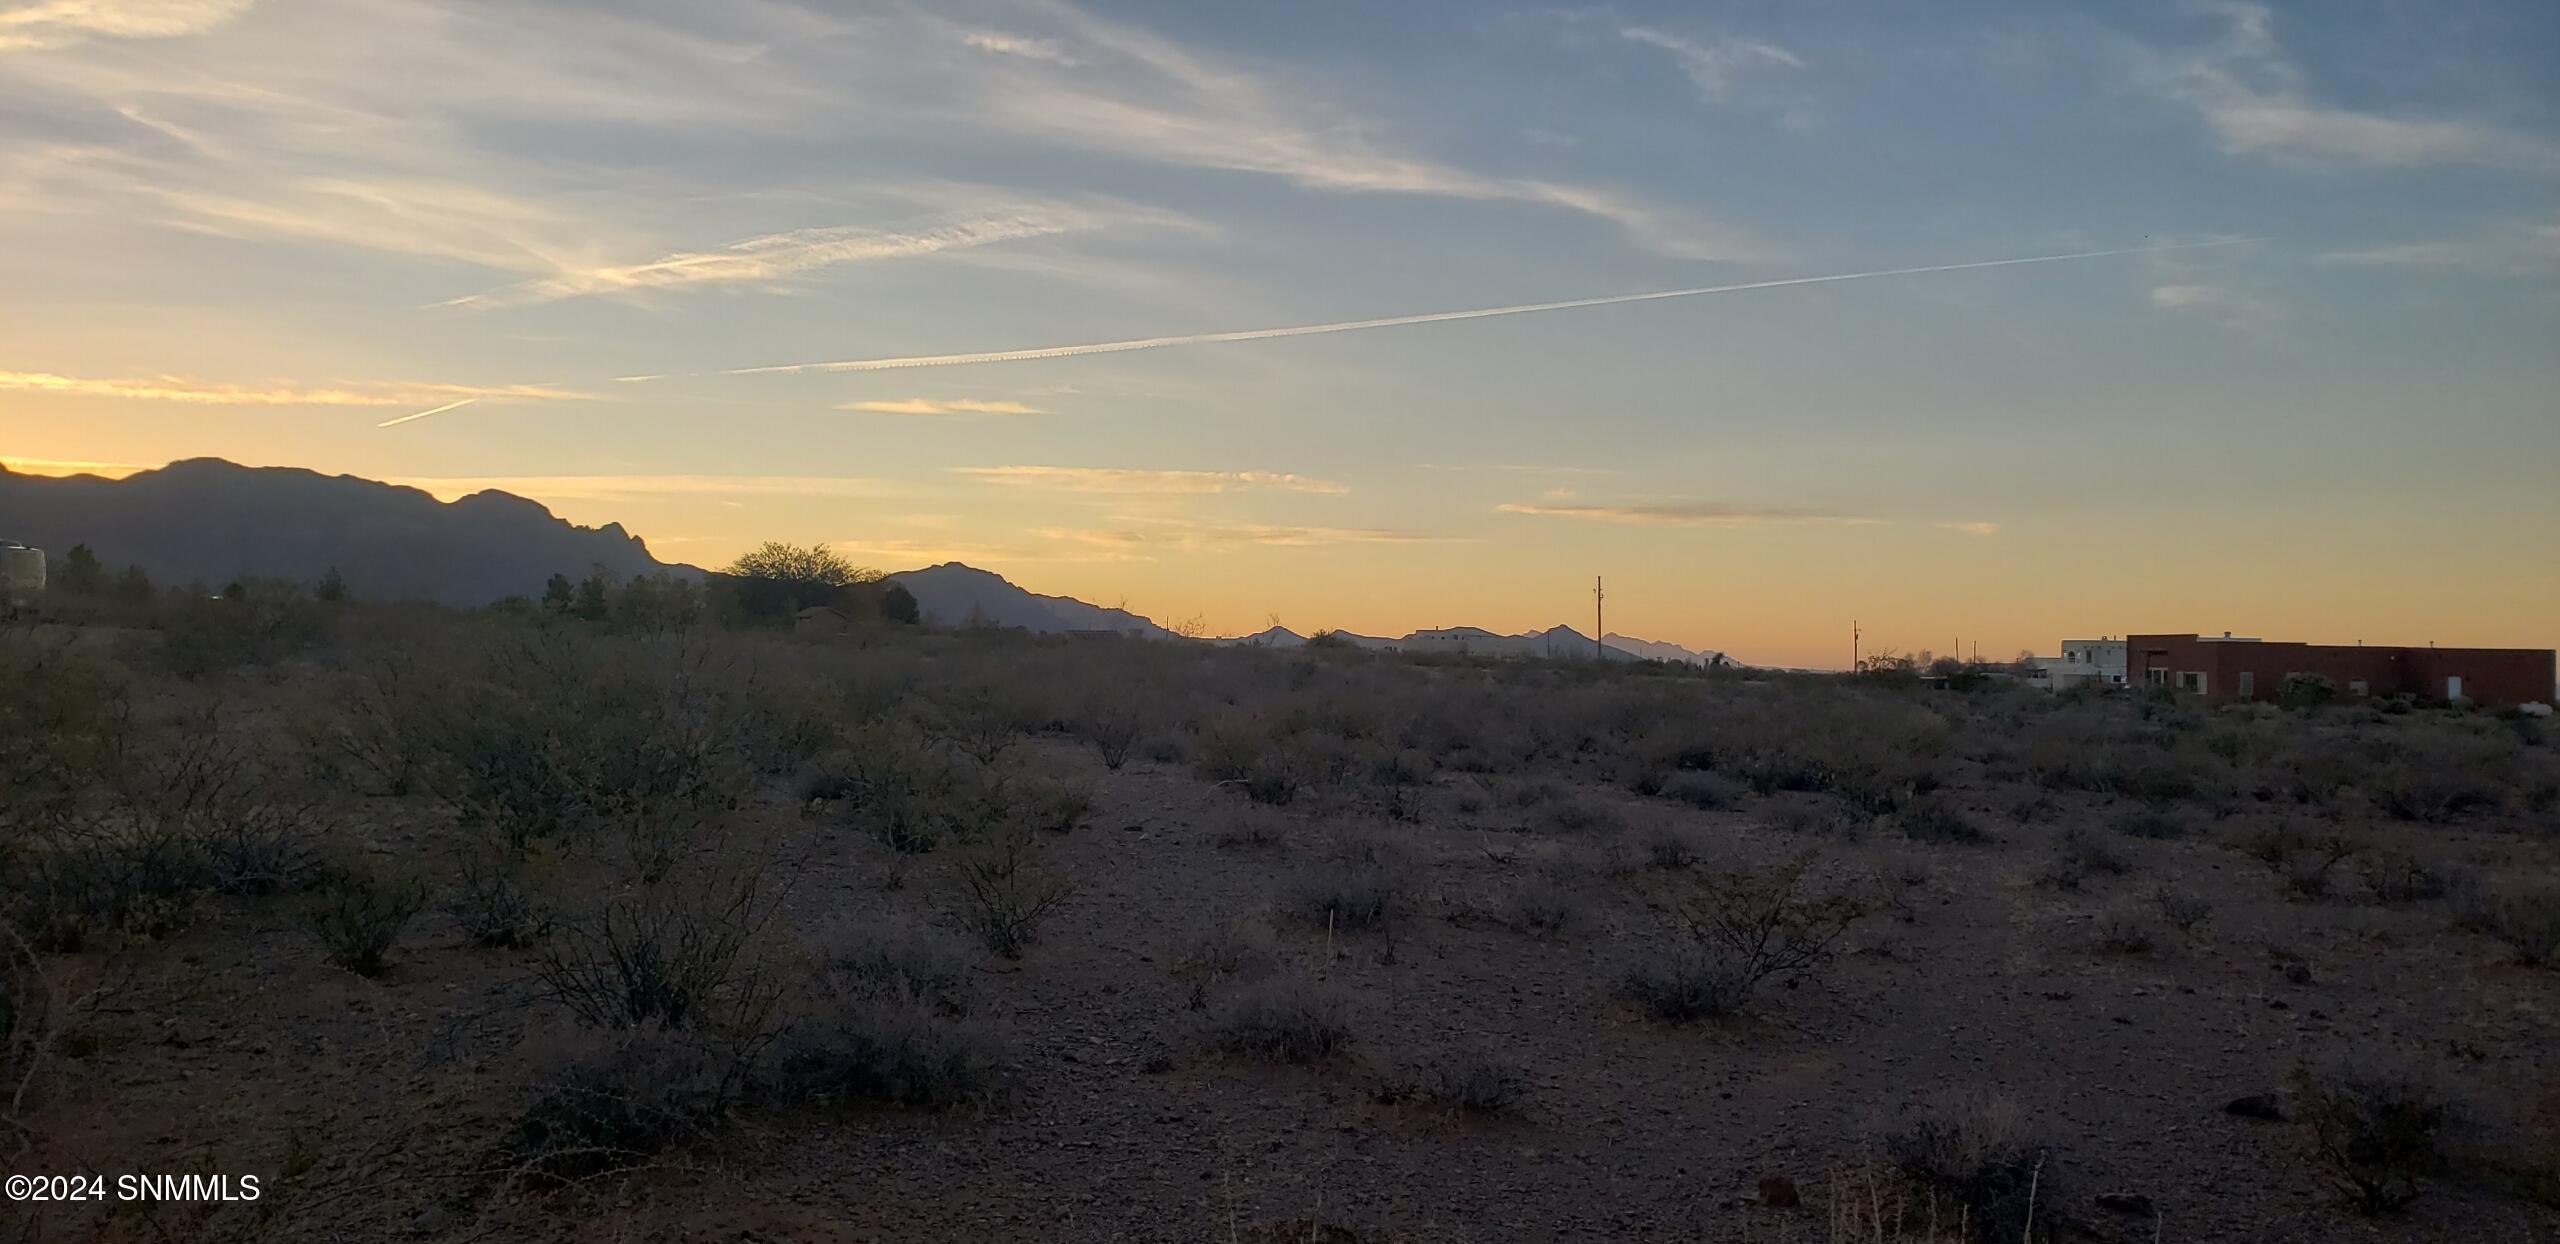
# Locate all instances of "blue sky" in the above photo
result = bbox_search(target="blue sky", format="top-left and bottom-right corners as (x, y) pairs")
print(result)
(2, 0), (2554, 664)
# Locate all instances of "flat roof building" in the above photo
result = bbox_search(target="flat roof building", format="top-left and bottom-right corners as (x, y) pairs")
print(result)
(2126, 633), (2554, 708)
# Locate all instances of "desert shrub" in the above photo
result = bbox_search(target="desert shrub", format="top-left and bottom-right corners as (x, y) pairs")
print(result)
(1769, 799), (1850, 836)
(1423, 1048), (1526, 1113)
(946, 831), (1074, 958)
(1501, 875), (1579, 935)
(1192, 709), (1276, 784)
(0, 641), (126, 821)
(1211, 806), (1291, 849)
(1621, 863), (1864, 1022)
(1012, 776), (1096, 835)
(2280, 673), (2339, 710)
(302, 865), (426, 976)
(2153, 886), (2213, 934)
(1503, 777), (1567, 809)
(819, 921), (976, 1016)
(1639, 823), (1705, 869)
(507, 1027), (732, 1181)
(2112, 806), (2192, 840)
(533, 875), (784, 1034)
(153, 581), (333, 679)
(1534, 795), (1622, 836)
(2293, 1059), (2459, 1215)
(2360, 852), (2452, 905)
(833, 727), (995, 854)
(2094, 909), (2156, 955)
(1657, 771), (1738, 810)
(2460, 883), (2560, 966)
(2364, 736), (2511, 822)
(1207, 981), (1351, 1062)
(924, 679), (1033, 765)
(766, 997), (997, 1110)
(1880, 1092), (2058, 1242)
(2047, 829), (2130, 891)
(1074, 690), (1147, 771)
(447, 845), (553, 949)
(1171, 912), (1275, 1007)
(1897, 795), (1985, 844)
(1282, 856), (1409, 932)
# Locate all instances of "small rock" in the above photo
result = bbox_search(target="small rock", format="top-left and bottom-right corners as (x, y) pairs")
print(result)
(412, 1203), (455, 1235)
(2281, 962), (2313, 985)
(2224, 1093), (2284, 1121)
(2095, 1192), (2154, 1216)
(1757, 1176), (1800, 1209)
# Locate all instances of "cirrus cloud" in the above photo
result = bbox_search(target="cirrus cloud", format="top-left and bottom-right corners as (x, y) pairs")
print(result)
(841, 398), (1046, 416)
(954, 466), (1347, 495)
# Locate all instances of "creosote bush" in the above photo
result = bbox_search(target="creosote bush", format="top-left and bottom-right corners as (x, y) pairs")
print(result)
(303, 865), (426, 976)
(947, 831), (1074, 959)
(1207, 981), (1352, 1063)
(1621, 862), (1864, 1022)
(1423, 1048), (1527, 1113)
(507, 1026), (732, 1182)
(1879, 1092), (2059, 1242)
(2292, 1058), (2459, 1215)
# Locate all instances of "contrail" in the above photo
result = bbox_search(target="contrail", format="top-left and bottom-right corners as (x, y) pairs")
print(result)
(697, 239), (2250, 378)
(378, 398), (475, 428)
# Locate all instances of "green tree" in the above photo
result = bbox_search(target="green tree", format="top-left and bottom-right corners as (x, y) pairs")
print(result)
(315, 566), (349, 602)
(722, 541), (879, 622)
(56, 543), (106, 594)
(541, 573), (575, 614)
(115, 564), (155, 605)
(572, 569), (614, 621)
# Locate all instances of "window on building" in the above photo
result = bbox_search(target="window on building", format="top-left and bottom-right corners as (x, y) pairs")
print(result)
(2349, 679), (2368, 696)
(2176, 671), (2206, 694)
(2145, 668), (2168, 687)
(2237, 672), (2254, 697)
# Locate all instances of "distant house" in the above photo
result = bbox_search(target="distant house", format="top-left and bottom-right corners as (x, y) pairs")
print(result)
(793, 605), (849, 637)
(2022, 637), (2127, 692)
(2126, 632), (2555, 707)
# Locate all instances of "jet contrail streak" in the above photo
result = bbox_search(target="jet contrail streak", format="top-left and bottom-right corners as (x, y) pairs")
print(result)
(378, 398), (475, 427)
(707, 239), (2250, 378)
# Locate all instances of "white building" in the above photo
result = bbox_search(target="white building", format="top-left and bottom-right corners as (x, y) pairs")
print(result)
(2023, 637), (2128, 693)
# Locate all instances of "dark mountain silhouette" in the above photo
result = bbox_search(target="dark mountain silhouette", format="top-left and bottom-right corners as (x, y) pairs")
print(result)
(886, 562), (1175, 637)
(0, 458), (686, 604)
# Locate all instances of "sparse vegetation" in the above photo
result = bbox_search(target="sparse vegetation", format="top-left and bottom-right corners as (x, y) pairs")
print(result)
(1207, 981), (1352, 1062)
(1621, 862), (1865, 1022)
(301, 864), (426, 976)
(2293, 1058), (2459, 1215)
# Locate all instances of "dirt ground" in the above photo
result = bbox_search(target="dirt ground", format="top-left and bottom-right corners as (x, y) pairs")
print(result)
(8, 625), (2560, 1243)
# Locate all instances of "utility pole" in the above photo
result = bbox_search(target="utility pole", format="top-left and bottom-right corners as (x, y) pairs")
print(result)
(1852, 619), (1860, 671)
(1593, 576), (1604, 662)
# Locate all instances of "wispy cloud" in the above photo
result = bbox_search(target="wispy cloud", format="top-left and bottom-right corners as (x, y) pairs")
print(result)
(390, 474), (882, 504)
(1613, 24), (1804, 102)
(1495, 499), (1868, 526)
(955, 466), (1346, 495)
(959, 28), (1077, 66)
(0, 0), (253, 51)
(0, 368), (588, 408)
(2140, 2), (2560, 174)
(939, 4), (1758, 260)
(2324, 219), (2560, 275)
(1034, 517), (1444, 553)
(442, 211), (1104, 309)
(2149, 282), (2282, 332)
(1939, 521), (2000, 536)
(841, 398), (1047, 416)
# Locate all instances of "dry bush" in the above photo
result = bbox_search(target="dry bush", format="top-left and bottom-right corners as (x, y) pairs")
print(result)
(765, 996), (998, 1111)
(2093, 908), (2156, 955)
(302, 864), (427, 976)
(1878, 1092), (2060, 1242)
(1500, 874), (1580, 936)
(1896, 795), (1986, 845)
(1282, 853), (1411, 933)
(1211, 806), (1291, 849)
(817, 920), (977, 1016)
(2292, 1058), (2459, 1215)
(506, 1025), (733, 1182)
(532, 868), (786, 1036)
(151, 581), (334, 679)
(447, 842), (554, 949)
(2111, 806), (2192, 840)
(1206, 980), (1351, 1062)
(1621, 862), (1864, 1022)
(1171, 912), (1276, 1007)
(924, 679), (1033, 765)
(1656, 770), (1739, 810)
(2359, 851), (2455, 905)
(2459, 882), (2560, 966)
(1074, 688), (1148, 771)
(1422, 1047), (1527, 1113)
(1534, 795), (1624, 836)
(830, 725), (997, 854)
(2044, 829), (2129, 891)
(1638, 823), (1705, 869)
(2153, 886), (2213, 935)
(1011, 775), (1097, 835)
(946, 830), (1074, 958)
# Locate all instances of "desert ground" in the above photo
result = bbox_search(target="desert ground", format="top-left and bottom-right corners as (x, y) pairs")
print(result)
(5, 596), (2558, 1243)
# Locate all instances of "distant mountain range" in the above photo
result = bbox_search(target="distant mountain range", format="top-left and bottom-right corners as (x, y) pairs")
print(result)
(4, 458), (1730, 663)
(0, 458), (682, 604)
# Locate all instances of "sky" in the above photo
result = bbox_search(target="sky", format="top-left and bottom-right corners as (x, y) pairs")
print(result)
(3, 0), (2555, 667)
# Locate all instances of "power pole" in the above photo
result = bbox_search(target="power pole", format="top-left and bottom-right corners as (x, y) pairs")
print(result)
(1852, 619), (1860, 671)
(1593, 576), (1604, 662)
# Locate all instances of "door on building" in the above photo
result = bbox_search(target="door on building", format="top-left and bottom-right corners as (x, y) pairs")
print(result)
(2237, 672), (2253, 699)
(2446, 675), (2463, 701)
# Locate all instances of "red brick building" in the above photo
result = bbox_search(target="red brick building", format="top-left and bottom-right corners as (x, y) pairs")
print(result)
(2125, 634), (2555, 707)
